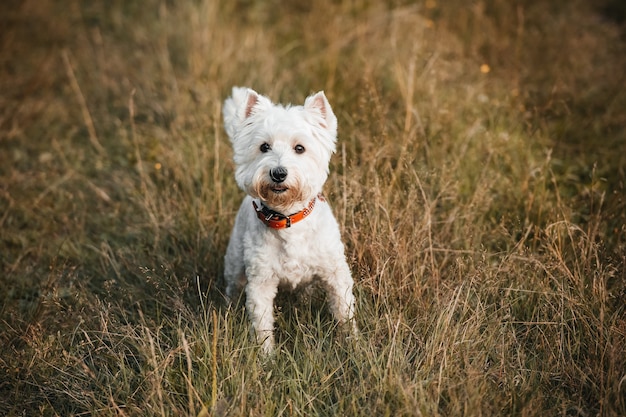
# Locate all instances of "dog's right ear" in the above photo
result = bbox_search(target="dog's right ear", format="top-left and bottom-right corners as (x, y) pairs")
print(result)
(243, 89), (259, 118)
(223, 87), (261, 139)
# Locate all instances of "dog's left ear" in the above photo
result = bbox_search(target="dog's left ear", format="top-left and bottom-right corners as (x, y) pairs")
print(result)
(304, 91), (337, 136)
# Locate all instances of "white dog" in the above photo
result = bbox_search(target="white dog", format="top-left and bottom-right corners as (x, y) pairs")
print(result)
(222, 87), (357, 353)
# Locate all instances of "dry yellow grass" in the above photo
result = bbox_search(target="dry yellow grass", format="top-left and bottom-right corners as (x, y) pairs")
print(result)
(1, 0), (625, 415)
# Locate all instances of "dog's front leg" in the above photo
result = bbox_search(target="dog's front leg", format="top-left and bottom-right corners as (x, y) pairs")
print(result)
(324, 262), (358, 338)
(245, 280), (278, 353)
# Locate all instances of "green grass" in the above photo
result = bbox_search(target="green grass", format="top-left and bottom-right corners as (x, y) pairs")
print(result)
(1, 0), (625, 415)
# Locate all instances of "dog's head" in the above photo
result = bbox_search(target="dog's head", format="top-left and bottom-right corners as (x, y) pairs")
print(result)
(223, 87), (338, 214)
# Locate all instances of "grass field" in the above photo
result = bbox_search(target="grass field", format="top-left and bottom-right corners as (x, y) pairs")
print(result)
(1, 0), (625, 415)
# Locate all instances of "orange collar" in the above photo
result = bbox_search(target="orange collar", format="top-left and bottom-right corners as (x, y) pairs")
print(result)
(253, 194), (324, 229)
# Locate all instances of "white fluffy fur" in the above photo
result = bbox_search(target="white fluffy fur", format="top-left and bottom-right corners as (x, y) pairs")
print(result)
(223, 87), (357, 353)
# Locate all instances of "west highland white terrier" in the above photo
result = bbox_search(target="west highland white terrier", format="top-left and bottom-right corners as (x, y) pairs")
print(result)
(222, 87), (357, 353)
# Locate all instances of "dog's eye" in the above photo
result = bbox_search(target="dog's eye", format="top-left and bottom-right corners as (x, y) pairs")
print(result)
(294, 144), (305, 154)
(259, 143), (271, 153)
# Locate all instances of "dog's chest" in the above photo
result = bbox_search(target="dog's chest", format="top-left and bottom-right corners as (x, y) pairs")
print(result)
(265, 231), (326, 289)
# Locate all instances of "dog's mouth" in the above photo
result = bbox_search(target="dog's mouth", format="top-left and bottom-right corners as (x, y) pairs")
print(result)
(271, 185), (289, 194)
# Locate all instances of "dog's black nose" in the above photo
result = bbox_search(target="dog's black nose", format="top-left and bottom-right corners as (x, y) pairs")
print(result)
(269, 166), (288, 183)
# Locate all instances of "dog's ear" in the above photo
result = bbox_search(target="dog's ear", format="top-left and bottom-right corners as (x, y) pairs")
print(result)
(304, 91), (337, 136)
(243, 89), (260, 118)
(223, 87), (263, 139)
